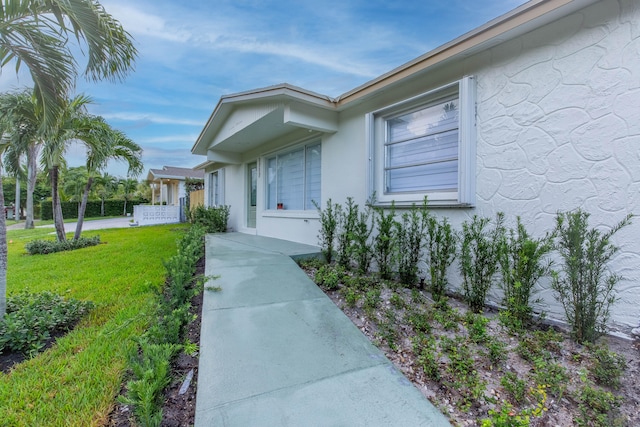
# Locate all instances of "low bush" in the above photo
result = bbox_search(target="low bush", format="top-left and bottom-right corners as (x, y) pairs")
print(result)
(188, 205), (230, 233)
(0, 291), (94, 356)
(589, 344), (626, 389)
(25, 235), (101, 255)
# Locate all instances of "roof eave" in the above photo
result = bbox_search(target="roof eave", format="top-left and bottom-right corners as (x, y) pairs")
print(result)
(191, 83), (336, 155)
(336, 0), (600, 106)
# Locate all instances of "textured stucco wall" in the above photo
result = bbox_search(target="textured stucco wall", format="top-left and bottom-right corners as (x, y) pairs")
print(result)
(466, 0), (640, 333)
(205, 0), (640, 334)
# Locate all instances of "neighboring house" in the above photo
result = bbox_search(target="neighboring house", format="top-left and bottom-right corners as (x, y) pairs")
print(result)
(134, 166), (204, 225)
(147, 166), (205, 206)
(192, 0), (640, 334)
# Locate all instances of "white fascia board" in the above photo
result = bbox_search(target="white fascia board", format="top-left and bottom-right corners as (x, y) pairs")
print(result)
(207, 150), (242, 165)
(283, 102), (338, 133)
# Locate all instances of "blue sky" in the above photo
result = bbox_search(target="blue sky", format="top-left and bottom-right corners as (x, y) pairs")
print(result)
(1, 0), (525, 179)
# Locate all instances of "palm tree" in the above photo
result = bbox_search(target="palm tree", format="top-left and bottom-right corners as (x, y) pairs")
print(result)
(62, 166), (88, 202)
(40, 94), (92, 241)
(0, 0), (137, 317)
(0, 90), (43, 229)
(72, 115), (142, 240)
(0, 0), (137, 129)
(94, 172), (118, 216)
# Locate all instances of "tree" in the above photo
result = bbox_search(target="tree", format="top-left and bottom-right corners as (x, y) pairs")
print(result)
(40, 94), (92, 241)
(0, 0), (137, 317)
(0, 0), (137, 129)
(72, 115), (142, 240)
(94, 172), (118, 216)
(62, 166), (88, 202)
(0, 90), (43, 229)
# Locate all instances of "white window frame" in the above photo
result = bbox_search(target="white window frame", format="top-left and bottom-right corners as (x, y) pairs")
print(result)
(367, 76), (476, 207)
(208, 169), (225, 206)
(264, 139), (321, 212)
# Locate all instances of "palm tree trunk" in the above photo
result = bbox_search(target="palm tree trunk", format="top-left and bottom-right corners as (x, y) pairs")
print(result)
(25, 143), (39, 229)
(0, 166), (8, 317)
(15, 178), (20, 221)
(74, 177), (92, 240)
(51, 166), (66, 242)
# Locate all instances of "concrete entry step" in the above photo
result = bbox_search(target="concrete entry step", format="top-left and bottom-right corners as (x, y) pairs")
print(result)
(195, 233), (451, 426)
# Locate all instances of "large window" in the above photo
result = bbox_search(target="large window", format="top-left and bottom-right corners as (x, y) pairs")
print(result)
(368, 77), (476, 206)
(266, 141), (321, 210)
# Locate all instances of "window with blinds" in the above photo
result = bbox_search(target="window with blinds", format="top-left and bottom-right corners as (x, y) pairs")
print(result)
(266, 141), (321, 210)
(368, 77), (476, 207)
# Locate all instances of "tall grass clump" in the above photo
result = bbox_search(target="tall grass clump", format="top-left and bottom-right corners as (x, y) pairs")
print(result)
(460, 213), (505, 312)
(498, 217), (553, 330)
(552, 209), (632, 343)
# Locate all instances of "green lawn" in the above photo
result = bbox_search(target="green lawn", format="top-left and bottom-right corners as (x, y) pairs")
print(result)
(0, 224), (189, 426)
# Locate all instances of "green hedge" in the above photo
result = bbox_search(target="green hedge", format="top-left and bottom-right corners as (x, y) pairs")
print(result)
(40, 199), (147, 220)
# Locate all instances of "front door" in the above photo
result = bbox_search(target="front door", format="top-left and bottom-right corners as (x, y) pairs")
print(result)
(247, 162), (257, 228)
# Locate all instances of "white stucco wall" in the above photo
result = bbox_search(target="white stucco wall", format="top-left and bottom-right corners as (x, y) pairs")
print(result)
(327, 0), (640, 333)
(206, 0), (640, 333)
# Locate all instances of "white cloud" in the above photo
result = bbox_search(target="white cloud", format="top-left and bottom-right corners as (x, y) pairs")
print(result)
(101, 112), (204, 127)
(138, 134), (200, 144)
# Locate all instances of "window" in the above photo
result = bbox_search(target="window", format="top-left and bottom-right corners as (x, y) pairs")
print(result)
(266, 141), (321, 210)
(368, 76), (476, 206)
(208, 170), (224, 206)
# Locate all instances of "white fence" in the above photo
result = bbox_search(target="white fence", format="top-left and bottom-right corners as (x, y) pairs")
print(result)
(133, 205), (180, 226)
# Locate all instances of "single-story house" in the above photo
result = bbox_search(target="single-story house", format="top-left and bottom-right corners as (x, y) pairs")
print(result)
(134, 166), (204, 226)
(147, 166), (205, 206)
(192, 0), (640, 335)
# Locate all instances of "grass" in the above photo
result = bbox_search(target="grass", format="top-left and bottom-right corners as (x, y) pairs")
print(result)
(0, 224), (189, 426)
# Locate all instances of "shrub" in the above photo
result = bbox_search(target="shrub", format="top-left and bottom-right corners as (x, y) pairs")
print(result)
(315, 199), (340, 263)
(336, 197), (358, 268)
(0, 291), (94, 356)
(551, 210), (632, 343)
(394, 197), (429, 286)
(351, 202), (374, 275)
(413, 334), (441, 381)
(188, 204), (230, 233)
(25, 235), (101, 255)
(576, 384), (624, 427)
(589, 344), (626, 389)
(314, 264), (343, 290)
(460, 213), (505, 312)
(426, 216), (457, 302)
(119, 339), (179, 427)
(500, 371), (527, 404)
(372, 202), (397, 280)
(499, 217), (553, 329)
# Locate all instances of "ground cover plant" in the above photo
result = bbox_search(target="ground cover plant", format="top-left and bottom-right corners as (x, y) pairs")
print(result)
(0, 224), (188, 426)
(302, 261), (639, 426)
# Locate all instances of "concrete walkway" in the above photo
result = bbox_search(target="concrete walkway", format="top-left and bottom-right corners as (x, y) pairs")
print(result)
(195, 233), (451, 426)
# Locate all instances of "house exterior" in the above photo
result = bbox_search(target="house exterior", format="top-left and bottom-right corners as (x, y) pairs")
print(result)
(134, 166), (204, 225)
(192, 0), (640, 334)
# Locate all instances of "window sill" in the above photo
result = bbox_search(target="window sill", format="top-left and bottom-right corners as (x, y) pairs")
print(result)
(371, 201), (474, 209)
(262, 210), (320, 219)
